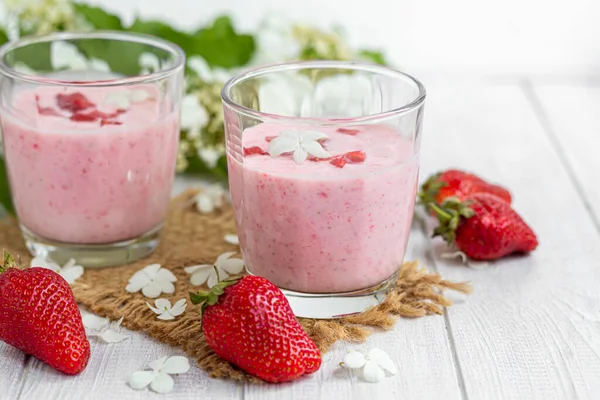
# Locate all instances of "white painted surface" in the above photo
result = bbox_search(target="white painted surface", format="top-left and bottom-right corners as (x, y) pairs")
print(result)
(83, 0), (600, 75)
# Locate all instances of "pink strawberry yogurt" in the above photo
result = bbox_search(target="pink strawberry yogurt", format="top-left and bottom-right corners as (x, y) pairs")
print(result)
(227, 123), (419, 293)
(1, 86), (179, 244)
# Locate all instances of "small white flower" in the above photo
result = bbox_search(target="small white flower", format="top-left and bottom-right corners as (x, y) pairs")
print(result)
(251, 16), (300, 65)
(187, 56), (231, 83)
(102, 92), (131, 110)
(181, 94), (209, 139)
(82, 313), (130, 343)
(340, 348), (397, 383)
(185, 252), (244, 288)
(224, 234), (239, 245)
(51, 41), (88, 71)
(268, 130), (330, 165)
(130, 89), (151, 103)
(32, 256), (83, 284)
(126, 264), (177, 298)
(87, 58), (111, 73)
(197, 147), (221, 169)
(129, 356), (190, 394)
(257, 73), (313, 116)
(146, 299), (187, 321)
(139, 52), (161, 74)
(194, 184), (227, 214)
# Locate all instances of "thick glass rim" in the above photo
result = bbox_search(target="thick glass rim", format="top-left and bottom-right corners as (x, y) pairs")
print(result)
(0, 31), (186, 87)
(221, 60), (426, 124)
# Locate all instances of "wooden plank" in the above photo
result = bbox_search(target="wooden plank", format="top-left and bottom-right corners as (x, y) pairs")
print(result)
(417, 81), (600, 399)
(0, 343), (28, 399)
(527, 83), (600, 227)
(18, 329), (242, 400)
(244, 224), (464, 400)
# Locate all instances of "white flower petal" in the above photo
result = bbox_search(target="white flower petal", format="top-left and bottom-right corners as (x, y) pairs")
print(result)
(293, 147), (308, 165)
(368, 348), (397, 375)
(112, 316), (125, 329)
(219, 258), (245, 275)
(224, 234), (239, 245)
(142, 281), (163, 298)
(268, 136), (299, 157)
(139, 52), (160, 71)
(198, 148), (221, 168)
(51, 41), (88, 71)
(342, 350), (366, 369)
(157, 280), (175, 295)
(300, 130), (329, 142)
(161, 356), (191, 374)
(169, 299), (187, 316)
(32, 256), (60, 272)
(302, 140), (331, 159)
(103, 92), (131, 110)
(156, 268), (177, 283)
(190, 268), (213, 286)
(63, 259), (76, 269)
(440, 251), (467, 264)
(130, 89), (150, 103)
(181, 94), (208, 131)
(126, 270), (151, 293)
(184, 264), (208, 274)
(207, 272), (220, 288)
(129, 371), (157, 390)
(157, 312), (175, 321)
(216, 251), (237, 265)
(146, 301), (163, 315)
(195, 194), (214, 214)
(187, 56), (212, 81)
(154, 298), (172, 310)
(149, 356), (169, 372)
(362, 360), (386, 383)
(142, 264), (162, 278)
(82, 314), (109, 331)
(150, 372), (174, 394)
(88, 58), (111, 73)
(99, 329), (129, 343)
(60, 265), (84, 284)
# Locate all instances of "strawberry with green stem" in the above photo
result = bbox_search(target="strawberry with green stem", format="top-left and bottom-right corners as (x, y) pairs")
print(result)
(190, 267), (321, 383)
(430, 193), (538, 260)
(419, 169), (512, 212)
(0, 251), (91, 375)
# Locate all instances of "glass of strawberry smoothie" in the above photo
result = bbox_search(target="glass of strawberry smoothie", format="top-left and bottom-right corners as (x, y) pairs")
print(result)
(0, 32), (185, 267)
(221, 61), (426, 318)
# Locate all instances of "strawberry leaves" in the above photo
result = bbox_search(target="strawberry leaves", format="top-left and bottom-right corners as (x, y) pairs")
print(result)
(430, 198), (475, 243)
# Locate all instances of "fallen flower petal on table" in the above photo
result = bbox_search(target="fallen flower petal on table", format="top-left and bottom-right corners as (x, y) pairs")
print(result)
(32, 256), (84, 285)
(340, 348), (397, 383)
(129, 356), (190, 394)
(147, 298), (188, 320)
(126, 264), (177, 298)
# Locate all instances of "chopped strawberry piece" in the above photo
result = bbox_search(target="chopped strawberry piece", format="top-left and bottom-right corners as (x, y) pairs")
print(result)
(56, 92), (95, 113)
(330, 157), (347, 168)
(265, 136), (277, 142)
(345, 151), (366, 163)
(244, 146), (268, 156)
(35, 95), (61, 116)
(337, 128), (360, 135)
(70, 112), (98, 122)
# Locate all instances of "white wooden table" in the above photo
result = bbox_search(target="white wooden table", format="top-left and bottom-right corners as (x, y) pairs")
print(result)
(2, 76), (600, 399)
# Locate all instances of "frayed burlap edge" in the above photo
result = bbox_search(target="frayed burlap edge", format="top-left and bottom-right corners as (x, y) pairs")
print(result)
(0, 189), (472, 384)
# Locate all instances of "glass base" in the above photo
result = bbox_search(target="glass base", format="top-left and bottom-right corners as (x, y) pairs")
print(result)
(21, 225), (162, 268)
(277, 271), (399, 319)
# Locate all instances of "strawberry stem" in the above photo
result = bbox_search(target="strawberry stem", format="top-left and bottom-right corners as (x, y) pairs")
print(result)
(417, 172), (446, 211)
(430, 197), (475, 244)
(0, 250), (17, 273)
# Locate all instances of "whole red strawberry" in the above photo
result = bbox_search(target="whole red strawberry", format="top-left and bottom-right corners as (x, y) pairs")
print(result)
(0, 252), (90, 375)
(419, 169), (512, 210)
(430, 193), (538, 260)
(190, 275), (321, 383)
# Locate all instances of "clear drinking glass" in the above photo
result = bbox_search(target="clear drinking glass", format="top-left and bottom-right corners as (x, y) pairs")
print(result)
(221, 61), (426, 318)
(0, 32), (185, 267)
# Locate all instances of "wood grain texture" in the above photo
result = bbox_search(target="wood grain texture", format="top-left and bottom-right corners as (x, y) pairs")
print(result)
(0, 343), (27, 399)
(418, 81), (600, 400)
(244, 225), (463, 400)
(18, 326), (242, 400)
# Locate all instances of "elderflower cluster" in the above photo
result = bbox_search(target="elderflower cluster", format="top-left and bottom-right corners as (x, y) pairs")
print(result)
(4, 0), (85, 35)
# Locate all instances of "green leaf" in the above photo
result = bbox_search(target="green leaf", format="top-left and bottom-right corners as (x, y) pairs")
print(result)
(358, 49), (387, 65)
(73, 4), (124, 30)
(129, 19), (195, 53)
(0, 28), (8, 46)
(12, 41), (53, 72)
(189, 291), (208, 305)
(0, 157), (14, 215)
(76, 38), (143, 76)
(191, 16), (255, 68)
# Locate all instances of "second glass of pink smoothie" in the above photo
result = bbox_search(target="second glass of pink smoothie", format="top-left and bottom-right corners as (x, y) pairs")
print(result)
(0, 32), (185, 267)
(221, 61), (426, 318)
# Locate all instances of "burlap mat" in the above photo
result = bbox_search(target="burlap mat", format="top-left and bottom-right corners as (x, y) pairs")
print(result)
(0, 189), (472, 383)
